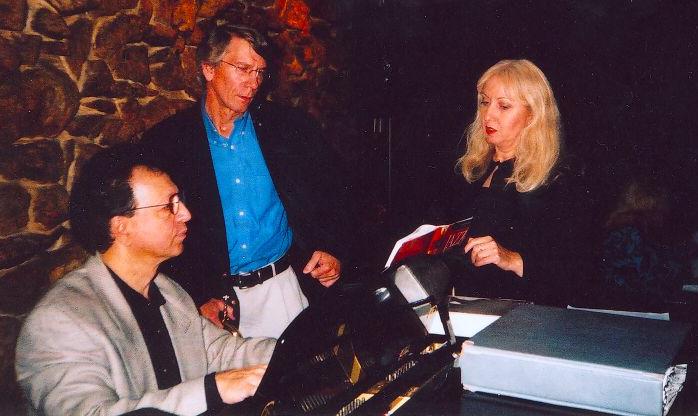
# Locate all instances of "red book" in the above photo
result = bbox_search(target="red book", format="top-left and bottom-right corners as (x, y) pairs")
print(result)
(385, 217), (473, 269)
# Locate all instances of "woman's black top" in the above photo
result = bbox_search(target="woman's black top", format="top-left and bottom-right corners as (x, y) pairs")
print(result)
(441, 158), (589, 306)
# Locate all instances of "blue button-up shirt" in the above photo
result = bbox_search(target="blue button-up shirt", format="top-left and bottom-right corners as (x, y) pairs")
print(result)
(202, 104), (292, 274)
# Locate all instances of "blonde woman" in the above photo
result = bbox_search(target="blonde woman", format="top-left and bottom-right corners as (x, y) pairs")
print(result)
(447, 59), (584, 306)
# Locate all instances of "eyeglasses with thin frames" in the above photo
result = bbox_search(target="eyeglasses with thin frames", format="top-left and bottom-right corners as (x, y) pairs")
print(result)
(219, 60), (268, 81)
(123, 193), (184, 216)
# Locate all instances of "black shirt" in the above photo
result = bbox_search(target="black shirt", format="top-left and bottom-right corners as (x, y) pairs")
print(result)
(109, 268), (182, 389)
(443, 158), (588, 306)
(108, 268), (223, 410)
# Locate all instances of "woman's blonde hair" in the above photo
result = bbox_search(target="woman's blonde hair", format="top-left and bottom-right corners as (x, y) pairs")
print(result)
(457, 59), (560, 192)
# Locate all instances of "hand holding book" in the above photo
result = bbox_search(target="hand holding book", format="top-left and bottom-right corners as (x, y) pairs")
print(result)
(384, 217), (473, 269)
(464, 235), (524, 277)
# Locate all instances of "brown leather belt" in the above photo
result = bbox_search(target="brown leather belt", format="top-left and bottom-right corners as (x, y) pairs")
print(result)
(229, 254), (291, 289)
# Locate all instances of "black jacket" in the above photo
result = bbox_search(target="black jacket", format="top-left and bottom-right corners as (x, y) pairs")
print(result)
(140, 100), (356, 305)
(436, 158), (592, 307)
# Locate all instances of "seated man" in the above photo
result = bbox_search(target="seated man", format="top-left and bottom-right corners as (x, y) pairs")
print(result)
(15, 145), (276, 415)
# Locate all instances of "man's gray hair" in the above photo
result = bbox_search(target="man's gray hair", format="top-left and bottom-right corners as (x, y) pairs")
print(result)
(196, 21), (271, 86)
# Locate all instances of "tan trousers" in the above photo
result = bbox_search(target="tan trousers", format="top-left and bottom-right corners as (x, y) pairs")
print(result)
(233, 266), (309, 338)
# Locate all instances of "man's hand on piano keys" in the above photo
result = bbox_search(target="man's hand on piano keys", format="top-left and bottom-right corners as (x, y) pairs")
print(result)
(215, 365), (268, 404)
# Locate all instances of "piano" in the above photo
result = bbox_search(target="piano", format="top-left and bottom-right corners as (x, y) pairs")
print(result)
(215, 255), (697, 416)
(223, 257), (463, 415)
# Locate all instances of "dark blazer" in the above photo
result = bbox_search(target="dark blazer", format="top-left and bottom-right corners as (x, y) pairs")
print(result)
(140, 100), (355, 305)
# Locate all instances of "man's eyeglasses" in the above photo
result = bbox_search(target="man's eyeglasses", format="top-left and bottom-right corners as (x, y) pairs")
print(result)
(123, 193), (184, 216)
(219, 60), (268, 81)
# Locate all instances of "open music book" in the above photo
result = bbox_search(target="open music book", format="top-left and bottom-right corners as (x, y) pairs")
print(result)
(385, 217), (473, 269)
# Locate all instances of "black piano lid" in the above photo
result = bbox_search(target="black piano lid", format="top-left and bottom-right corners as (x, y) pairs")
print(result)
(246, 279), (460, 415)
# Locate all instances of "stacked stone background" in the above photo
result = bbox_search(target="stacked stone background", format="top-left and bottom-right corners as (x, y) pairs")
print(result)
(0, 0), (355, 408)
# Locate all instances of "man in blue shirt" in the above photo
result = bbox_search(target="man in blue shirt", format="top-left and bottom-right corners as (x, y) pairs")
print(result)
(141, 21), (351, 338)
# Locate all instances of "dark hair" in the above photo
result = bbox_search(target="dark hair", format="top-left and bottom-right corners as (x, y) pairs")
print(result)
(69, 144), (162, 253)
(196, 21), (272, 84)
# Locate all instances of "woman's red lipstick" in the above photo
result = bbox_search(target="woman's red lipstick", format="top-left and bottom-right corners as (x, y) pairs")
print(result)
(485, 127), (497, 135)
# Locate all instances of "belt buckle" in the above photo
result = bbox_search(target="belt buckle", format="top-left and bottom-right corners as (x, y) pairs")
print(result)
(235, 271), (252, 289)
(237, 270), (263, 289)
(234, 259), (282, 289)
(251, 269), (264, 287)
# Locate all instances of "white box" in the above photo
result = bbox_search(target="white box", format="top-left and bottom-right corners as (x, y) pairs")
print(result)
(460, 304), (690, 416)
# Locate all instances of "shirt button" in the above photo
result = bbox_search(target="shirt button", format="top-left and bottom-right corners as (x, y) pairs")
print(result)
(238, 211), (245, 216)
(241, 244), (247, 249)
(163, 369), (167, 373)
(235, 178), (241, 184)
(231, 145), (236, 150)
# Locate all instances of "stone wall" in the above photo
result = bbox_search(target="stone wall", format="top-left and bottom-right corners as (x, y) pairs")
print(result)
(0, 0), (354, 407)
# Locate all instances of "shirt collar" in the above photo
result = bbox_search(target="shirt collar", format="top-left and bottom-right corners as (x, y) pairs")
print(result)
(200, 97), (251, 133)
(107, 267), (166, 308)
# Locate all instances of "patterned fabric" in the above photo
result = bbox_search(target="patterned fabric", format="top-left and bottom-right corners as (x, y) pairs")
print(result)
(601, 226), (684, 300)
